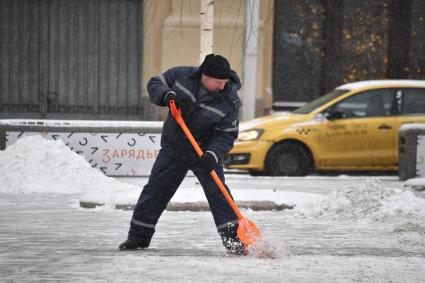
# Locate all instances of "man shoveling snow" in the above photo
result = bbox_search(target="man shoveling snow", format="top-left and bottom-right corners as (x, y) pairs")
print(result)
(119, 54), (248, 255)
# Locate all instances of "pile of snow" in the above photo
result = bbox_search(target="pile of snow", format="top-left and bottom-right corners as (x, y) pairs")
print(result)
(0, 135), (315, 210)
(0, 135), (139, 194)
(404, 178), (425, 191)
(296, 179), (425, 222)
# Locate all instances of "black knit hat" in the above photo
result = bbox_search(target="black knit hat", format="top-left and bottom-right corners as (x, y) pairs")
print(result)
(200, 54), (230, 79)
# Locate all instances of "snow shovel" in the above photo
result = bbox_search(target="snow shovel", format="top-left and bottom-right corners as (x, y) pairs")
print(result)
(169, 100), (262, 250)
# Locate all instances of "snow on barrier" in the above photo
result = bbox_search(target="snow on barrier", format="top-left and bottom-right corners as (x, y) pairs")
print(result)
(0, 119), (162, 176)
(399, 124), (425, 181)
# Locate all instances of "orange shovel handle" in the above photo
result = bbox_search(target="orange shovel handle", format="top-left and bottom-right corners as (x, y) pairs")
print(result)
(169, 100), (244, 220)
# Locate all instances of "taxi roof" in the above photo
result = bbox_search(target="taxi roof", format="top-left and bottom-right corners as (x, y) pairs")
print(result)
(336, 80), (425, 91)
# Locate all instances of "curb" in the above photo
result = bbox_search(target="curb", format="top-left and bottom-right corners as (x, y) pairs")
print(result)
(79, 200), (293, 211)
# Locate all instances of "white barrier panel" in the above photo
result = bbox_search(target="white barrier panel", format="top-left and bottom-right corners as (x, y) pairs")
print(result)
(6, 131), (161, 176)
(418, 135), (425, 177)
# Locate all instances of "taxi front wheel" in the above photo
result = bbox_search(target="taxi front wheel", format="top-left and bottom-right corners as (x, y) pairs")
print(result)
(265, 142), (312, 176)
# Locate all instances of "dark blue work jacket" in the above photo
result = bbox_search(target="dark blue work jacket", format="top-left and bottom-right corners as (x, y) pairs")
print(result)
(147, 66), (242, 163)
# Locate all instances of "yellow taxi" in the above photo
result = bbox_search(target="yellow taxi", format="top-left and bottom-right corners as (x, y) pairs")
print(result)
(225, 80), (425, 176)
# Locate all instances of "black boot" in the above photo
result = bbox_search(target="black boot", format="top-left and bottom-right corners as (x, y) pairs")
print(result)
(119, 238), (150, 251)
(222, 237), (247, 255)
(218, 223), (247, 256)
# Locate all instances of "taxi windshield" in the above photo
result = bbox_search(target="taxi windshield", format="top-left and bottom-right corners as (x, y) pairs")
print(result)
(293, 89), (349, 114)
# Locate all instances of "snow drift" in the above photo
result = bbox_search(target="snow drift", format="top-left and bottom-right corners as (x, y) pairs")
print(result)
(0, 135), (139, 194)
(296, 179), (425, 222)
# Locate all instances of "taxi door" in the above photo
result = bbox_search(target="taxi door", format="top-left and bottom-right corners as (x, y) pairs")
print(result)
(393, 88), (425, 164)
(317, 89), (397, 168)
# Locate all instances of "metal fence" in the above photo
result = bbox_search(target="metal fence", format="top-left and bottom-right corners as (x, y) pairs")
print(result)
(0, 0), (144, 120)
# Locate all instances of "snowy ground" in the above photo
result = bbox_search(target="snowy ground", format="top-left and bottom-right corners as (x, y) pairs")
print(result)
(1, 136), (425, 282)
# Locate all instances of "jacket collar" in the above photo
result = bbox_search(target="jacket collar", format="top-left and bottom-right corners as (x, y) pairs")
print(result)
(190, 68), (202, 79)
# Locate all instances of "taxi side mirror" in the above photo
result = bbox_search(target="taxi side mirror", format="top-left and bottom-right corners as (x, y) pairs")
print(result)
(324, 109), (344, 120)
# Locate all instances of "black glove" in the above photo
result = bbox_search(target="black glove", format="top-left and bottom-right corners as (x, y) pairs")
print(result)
(164, 91), (183, 109)
(195, 151), (217, 173)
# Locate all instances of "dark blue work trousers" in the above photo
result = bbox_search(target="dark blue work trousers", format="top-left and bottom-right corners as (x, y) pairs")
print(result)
(128, 148), (238, 243)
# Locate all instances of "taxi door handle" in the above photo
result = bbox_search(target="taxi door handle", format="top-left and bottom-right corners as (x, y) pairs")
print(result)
(378, 124), (392, 130)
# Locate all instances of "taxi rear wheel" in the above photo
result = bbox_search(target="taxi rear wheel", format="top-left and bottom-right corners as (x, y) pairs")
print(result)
(265, 142), (312, 176)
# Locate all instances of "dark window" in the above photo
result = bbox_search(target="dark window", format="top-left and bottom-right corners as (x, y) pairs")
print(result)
(328, 89), (396, 119)
(401, 88), (425, 115)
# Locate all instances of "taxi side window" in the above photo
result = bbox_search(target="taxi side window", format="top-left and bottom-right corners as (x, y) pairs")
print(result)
(401, 88), (425, 115)
(330, 89), (396, 119)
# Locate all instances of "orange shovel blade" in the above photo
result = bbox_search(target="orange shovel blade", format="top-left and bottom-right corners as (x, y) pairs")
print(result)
(237, 218), (261, 247)
(238, 218), (276, 258)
